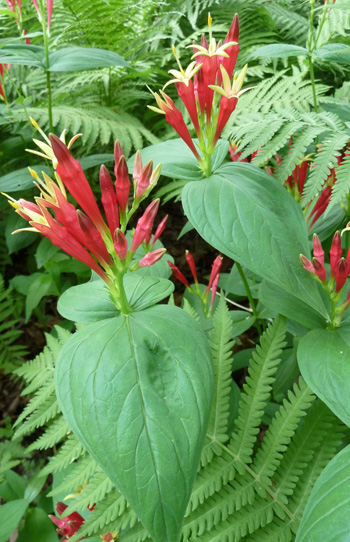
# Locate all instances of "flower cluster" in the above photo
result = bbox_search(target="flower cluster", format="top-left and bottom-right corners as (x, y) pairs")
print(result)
(49, 502), (117, 541)
(4, 125), (166, 313)
(149, 14), (251, 173)
(301, 232), (350, 325)
(168, 252), (222, 316)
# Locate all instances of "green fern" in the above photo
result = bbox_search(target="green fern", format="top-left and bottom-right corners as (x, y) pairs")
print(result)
(10, 106), (158, 155)
(0, 275), (27, 372)
(329, 151), (350, 210)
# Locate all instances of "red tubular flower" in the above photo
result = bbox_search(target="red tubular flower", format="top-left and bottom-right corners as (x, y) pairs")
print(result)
(210, 272), (220, 310)
(130, 199), (160, 253)
(335, 258), (349, 292)
(135, 161), (153, 200)
(115, 156), (130, 212)
(212, 95), (238, 145)
(47, 0), (53, 31)
(313, 234), (324, 267)
(312, 258), (326, 283)
(308, 185), (332, 229)
(218, 14), (240, 80)
(300, 254), (315, 274)
(114, 140), (124, 170)
(185, 250), (198, 283)
(100, 532), (118, 542)
(297, 160), (308, 195)
(149, 90), (201, 160)
(49, 502), (84, 538)
(151, 214), (168, 246)
(168, 261), (190, 287)
(176, 80), (201, 137)
(50, 135), (108, 234)
(139, 248), (166, 267)
(31, 0), (40, 18)
(77, 211), (112, 266)
(113, 229), (128, 260)
(330, 231), (342, 276)
(133, 150), (143, 184)
(206, 255), (223, 292)
(100, 165), (119, 236)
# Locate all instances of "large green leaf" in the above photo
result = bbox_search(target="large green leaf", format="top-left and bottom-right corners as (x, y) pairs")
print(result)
(314, 44), (350, 65)
(0, 44), (45, 67)
(259, 279), (328, 329)
(182, 162), (328, 318)
(132, 139), (228, 181)
(296, 445), (350, 542)
(55, 305), (213, 542)
(250, 43), (308, 59)
(0, 499), (29, 542)
(48, 47), (130, 72)
(297, 326), (350, 426)
(0, 165), (50, 193)
(17, 508), (58, 542)
(57, 274), (174, 323)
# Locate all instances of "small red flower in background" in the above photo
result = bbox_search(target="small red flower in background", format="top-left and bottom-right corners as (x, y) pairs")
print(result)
(49, 502), (84, 540)
(168, 252), (222, 316)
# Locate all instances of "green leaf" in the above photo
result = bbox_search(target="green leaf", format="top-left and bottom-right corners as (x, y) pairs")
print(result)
(132, 139), (228, 181)
(5, 213), (36, 254)
(0, 471), (26, 501)
(24, 475), (46, 503)
(55, 305), (213, 542)
(297, 326), (350, 426)
(230, 310), (255, 336)
(57, 274), (174, 323)
(259, 279), (327, 329)
(16, 507), (58, 542)
(25, 273), (57, 321)
(0, 165), (50, 193)
(0, 44), (45, 68)
(321, 102), (350, 123)
(182, 162), (328, 319)
(296, 444), (350, 542)
(0, 499), (29, 542)
(250, 43), (308, 59)
(314, 43), (350, 65)
(79, 153), (114, 170)
(48, 47), (130, 72)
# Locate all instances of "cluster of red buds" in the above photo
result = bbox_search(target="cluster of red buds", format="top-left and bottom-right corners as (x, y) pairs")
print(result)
(301, 232), (350, 326)
(149, 14), (251, 174)
(168, 251), (222, 317)
(3, 122), (167, 313)
(230, 139), (350, 230)
(49, 501), (117, 541)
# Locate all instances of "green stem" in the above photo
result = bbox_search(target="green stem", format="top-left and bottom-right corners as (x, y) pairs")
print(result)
(307, 0), (318, 113)
(115, 271), (131, 314)
(38, 0), (53, 132)
(235, 262), (262, 334)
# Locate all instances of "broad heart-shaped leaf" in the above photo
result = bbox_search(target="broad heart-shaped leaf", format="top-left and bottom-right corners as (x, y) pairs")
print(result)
(182, 162), (328, 319)
(58, 274), (174, 323)
(130, 139), (229, 181)
(297, 326), (350, 427)
(55, 305), (213, 542)
(250, 43), (308, 59)
(48, 47), (130, 72)
(296, 444), (350, 542)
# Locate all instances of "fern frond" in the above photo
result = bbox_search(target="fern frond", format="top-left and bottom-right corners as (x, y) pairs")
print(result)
(27, 415), (70, 451)
(64, 471), (114, 514)
(229, 317), (287, 466)
(318, 0), (350, 42)
(69, 491), (137, 542)
(40, 434), (85, 476)
(50, 454), (97, 496)
(0, 276), (27, 371)
(11, 106), (158, 154)
(251, 378), (315, 487)
(328, 151), (350, 210)
(302, 132), (350, 204)
(182, 298), (201, 322)
(207, 295), (235, 443)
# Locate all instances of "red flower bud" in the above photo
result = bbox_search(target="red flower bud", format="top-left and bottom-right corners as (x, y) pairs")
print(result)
(139, 248), (166, 267)
(100, 165), (119, 236)
(330, 231), (342, 277)
(115, 156), (130, 212)
(130, 199), (159, 253)
(185, 250), (198, 283)
(113, 228), (128, 260)
(168, 261), (190, 287)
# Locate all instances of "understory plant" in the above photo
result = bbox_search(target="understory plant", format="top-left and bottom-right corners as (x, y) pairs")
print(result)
(2, 1), (350, 542)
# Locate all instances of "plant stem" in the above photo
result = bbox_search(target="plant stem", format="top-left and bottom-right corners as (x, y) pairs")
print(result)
(38, 0), (53, 132)
(235, 262), (262, 334)
(307, 0), (318, 113)
(115, 271), (131, 314)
